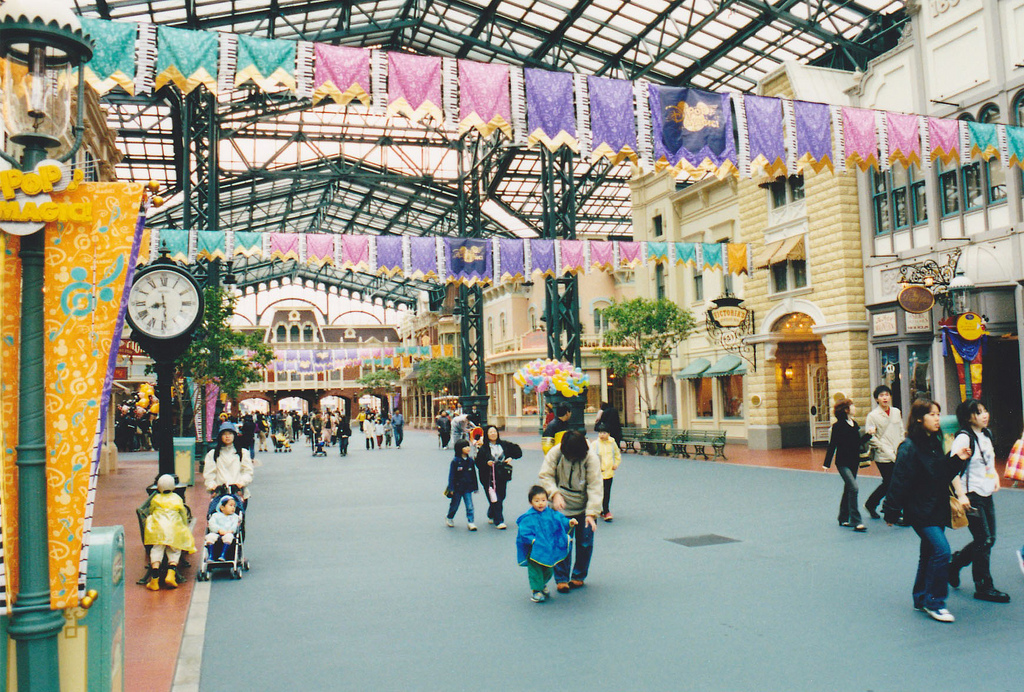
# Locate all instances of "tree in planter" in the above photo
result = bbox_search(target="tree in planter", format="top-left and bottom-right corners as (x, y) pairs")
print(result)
(415, 356), (462, 396)
(176, 285), (274, 436)
(356, 368), (401, 402)
(596, 298), (696, 423)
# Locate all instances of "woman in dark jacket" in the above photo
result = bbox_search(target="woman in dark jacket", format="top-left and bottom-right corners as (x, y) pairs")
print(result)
(595, 402), (623, 447)
(475, 426), (523, 530)
(822, 398), (871, 531)
(884, 399), (970, 623)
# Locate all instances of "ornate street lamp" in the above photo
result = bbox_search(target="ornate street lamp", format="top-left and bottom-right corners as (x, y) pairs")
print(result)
(948, 269), (975, 316)
(0, 2), (92, 690)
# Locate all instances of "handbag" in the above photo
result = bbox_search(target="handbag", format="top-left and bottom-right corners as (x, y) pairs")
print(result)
(443, 487), (453, 499)
(495, 461), (513, 482)
(1004, 438), (1024, 483)
(949, 485), (969, 529)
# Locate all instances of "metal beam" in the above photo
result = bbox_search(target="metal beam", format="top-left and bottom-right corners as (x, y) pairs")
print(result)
(455, 0), (503, 59)
(530, 0), (597, 61)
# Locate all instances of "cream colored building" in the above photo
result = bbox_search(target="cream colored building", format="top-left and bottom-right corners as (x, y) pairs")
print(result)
(630, 172), (749, 441)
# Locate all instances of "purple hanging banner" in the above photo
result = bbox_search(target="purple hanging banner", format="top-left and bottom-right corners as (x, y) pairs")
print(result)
(524, 69), (578, 152)
(445, 238), (491, 285)
(497, 238), (525, 283)
(588, 76), (637, 164)
(648, 85), (737, 178)
(529, 239), (557, 277)
(745, 95), (786, 178)
(312, 44), (371, 106)
(387, 52), (443, 123)
(376, 236), (404, 277)
(408, 237), (438, 280)
(793, 100), (834, 173)
(458, 60), (512, 138)
(206, 384), (220, 442)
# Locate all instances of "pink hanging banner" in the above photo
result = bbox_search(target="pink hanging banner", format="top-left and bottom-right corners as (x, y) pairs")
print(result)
(306, 234), (335, 266)
(618, 242), (643, 268)
(458, 60), (512, 138)
(929, 117), (961, 165)
(387, 52), (443, 123)
(206, 384), (220, 443)
(886, 112), (922, 168)
(560, 240), (585, 274)
(340, 235), (371, 271)
(842, 107), (879, 171)
(269, 233), (300, 261)
(590, 241), (614, 271)
(312, 44), (371, 106)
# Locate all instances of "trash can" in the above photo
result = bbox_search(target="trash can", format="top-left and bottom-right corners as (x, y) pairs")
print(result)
(173, 437), (196, 486)
(648, 414), (675, 429)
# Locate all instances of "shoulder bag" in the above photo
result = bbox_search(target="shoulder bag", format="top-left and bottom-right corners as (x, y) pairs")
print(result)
(949, 485), (969, 529)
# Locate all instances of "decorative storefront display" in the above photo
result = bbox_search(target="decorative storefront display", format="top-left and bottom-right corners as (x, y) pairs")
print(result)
(941, 312), (988, 401)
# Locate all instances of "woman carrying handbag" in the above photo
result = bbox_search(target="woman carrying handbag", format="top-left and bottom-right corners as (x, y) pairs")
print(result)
(475, 426), (522, 530)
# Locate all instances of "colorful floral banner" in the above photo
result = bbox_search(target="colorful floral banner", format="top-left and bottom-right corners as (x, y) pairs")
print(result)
(588, 76), (637, 164)
(647, 242), (669, 265)
(305, 234), (335, 266)
(525, 69), (578, 152)
(702, 243), (723, 271)
(674, 243), (696, 267)
(270, 233), (300, 261)
(81, 17), (137, 96)
(155, 25), (218, 95)
(458, 60), (512, 138)
(387, 53), (443, 123)
(340, 235), (371, 271)
(376, 236), (404, 277)
(793, 100), (833, 173)
(235, 35), (296, 93)
(886, 112), (922, 168)
(497, 238), (525, 283)
(842, 107), (879, 171)
(312, 44), (371, 106)
(744, 94), (786, 178)
(618, 242), (643, 268)
(929, 117), (961, 165)
(560, 240), (585, 274)
(408, 237), (438, 280)
(233, 231), (262, 258)
(649, 85), (736, 178)
(160, 229), (190, 263)
(589, 241), (614, 271)
(528, 239), (556, 277)
(967, 121), (1000, 162)
(197, 230), (226, 261)
(727, 243), (749, 276)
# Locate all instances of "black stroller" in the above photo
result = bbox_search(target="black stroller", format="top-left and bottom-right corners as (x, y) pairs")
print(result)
(196, 486), (250, 581)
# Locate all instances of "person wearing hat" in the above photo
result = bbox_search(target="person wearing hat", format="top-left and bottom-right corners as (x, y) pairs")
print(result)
(203, 422), (254, 507)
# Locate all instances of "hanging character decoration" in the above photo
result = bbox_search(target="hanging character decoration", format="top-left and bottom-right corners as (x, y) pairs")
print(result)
(941, 312), (987, 401)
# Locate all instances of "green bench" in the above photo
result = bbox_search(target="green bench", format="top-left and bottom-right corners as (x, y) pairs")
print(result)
(677, 429), (727, 460)
(618, 426), (726, 461)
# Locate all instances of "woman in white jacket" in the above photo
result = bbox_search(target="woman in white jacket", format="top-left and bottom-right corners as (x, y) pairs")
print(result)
(203, 422), (254, 511)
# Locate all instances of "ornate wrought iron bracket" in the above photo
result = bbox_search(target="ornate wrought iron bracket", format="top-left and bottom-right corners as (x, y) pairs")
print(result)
(705, 293), (756, 371)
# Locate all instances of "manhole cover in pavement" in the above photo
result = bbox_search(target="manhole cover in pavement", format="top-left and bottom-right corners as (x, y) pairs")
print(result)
(666, 534), (740, 547)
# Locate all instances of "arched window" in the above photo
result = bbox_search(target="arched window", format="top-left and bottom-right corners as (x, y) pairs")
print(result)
(592, 301), (611, 333)
(528, 307), (537, 330)
(499, 313), (506, 340)
(1014, 91), (1024, 126)
(487, 317), (494, 349)
(303, 325), (314, 342)
(978, 104), (1000, 124)
(290, 325), (300, 342)
(276, 325), (286, 342)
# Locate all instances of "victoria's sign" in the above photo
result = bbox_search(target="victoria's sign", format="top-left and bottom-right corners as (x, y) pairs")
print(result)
(897, 285), (935, 314)
(0, 160), (90, 235)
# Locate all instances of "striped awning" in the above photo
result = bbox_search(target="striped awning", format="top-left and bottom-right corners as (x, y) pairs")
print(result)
(754, 235), (805, 269)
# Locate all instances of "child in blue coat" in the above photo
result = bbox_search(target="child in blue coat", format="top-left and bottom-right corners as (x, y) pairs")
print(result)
(446, 440), (479, 530)
(516, 485), (577, 602)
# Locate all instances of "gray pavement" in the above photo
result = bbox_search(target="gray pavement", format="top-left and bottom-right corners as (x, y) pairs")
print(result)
(198, 429), (1024, 692)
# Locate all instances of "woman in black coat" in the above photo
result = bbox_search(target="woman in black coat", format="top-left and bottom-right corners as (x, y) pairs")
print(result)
(822, 398), (871, 532)
(475, 426), (522, 530)
(595, 401), (623, 447)
(884, 399), (970, 623)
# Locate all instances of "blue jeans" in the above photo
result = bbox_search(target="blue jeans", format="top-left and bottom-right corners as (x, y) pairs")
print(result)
(447, 492), (475, 523)
(554, 514), (593, 584)
(912, 525), (951, 610)
(836, 465), (861, 525)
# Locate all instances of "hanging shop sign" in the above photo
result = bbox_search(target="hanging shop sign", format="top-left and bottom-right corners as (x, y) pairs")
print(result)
(0, 160), (89, 236)
(897, 285), (935, 314)
(956, 312), (986, 341)
(705, 294), (756, 371)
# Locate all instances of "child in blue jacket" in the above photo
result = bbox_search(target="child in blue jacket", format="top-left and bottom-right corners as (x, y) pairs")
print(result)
(516, 485), (577, 602)
(446, 439), (479, 530)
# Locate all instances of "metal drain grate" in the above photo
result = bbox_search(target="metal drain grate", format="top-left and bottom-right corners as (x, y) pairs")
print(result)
(666, 534), (740, 547)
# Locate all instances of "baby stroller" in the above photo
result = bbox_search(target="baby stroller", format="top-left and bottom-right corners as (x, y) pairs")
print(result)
(196, 486), (250, 581)
(272, 433), (291, 452)
(312, 436), (327, 457)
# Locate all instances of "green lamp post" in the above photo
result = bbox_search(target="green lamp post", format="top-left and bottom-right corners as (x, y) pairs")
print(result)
(0, 1), (92, 690)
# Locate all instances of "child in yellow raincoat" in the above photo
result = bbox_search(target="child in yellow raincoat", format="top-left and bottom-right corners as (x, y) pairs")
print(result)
(144, 474), (196, 590)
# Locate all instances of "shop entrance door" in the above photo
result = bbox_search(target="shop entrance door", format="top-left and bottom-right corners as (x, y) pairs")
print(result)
(808, 363), (831, 444)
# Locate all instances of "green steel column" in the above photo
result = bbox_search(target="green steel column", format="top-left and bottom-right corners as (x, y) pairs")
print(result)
(456, 134), (489, 424)
(540, 147), (581, 367)
(7, 144), (67, 692)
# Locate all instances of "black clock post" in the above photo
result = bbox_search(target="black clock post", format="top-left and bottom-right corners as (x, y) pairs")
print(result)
(126, 249), (205, 487)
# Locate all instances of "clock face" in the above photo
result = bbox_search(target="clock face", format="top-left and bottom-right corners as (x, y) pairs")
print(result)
(127, 268), (201, 339)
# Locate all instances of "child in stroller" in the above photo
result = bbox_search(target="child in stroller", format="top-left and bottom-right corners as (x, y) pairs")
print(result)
(197, 486), (249, 581)
(271, 433), (291, 452)
(312, 425), (329, 457)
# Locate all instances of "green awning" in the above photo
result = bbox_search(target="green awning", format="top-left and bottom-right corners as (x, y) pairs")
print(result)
(675, 358), (711, 379)
(704, 354), (747, 377)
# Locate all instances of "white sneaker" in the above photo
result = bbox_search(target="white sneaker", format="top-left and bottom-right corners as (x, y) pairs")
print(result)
(923, 607), (955, 623)
(445, 518), (454, 528)
(530, 591), (545, 603)
(468, 523), (477, 531)
(496, 523), (507, 530)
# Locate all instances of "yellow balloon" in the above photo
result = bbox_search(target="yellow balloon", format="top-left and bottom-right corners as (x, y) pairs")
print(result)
(149, 402), (160, 414)
(137, 396), (149, 409)
(139, 383), (154, 395)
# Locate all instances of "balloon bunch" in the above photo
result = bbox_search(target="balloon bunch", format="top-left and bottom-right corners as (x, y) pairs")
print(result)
(512, 359), (589, 397)
(133, 382), (159, 416)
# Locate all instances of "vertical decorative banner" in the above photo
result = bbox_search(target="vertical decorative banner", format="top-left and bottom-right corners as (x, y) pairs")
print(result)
(528, 239), (557, 277)
(269, 234), (300, 261)
(0, 232), (21, 611)
(305, 234), (335, 266)
(340, 235), (371, 271)
(702, 243), (723, 271)
(648, 85), (737, 178)
(496, 238), (526, 283)
(387, 53), (443, 123)
(232, 231), (263, 258)
(559, 240), (585, 275)
(375, 236), (404, 277)
(1007, 125), (1024, 169)
(744, 95), (787, 179)
(587, 76), (637, 164)
(408, 237), (438, 280)
(842, 107), (880, 171)
(967, 121), (1000, 161)
(445, 239), (491, 285)
(458, 60), (512, 138)
(155, 25), (219, 95)
(674, 242), (696, 267)
(647, 242), (669, 265)
(793, 100), (834, 173)
(80, 17), (138, 96)
(618, 241), (643, 268)
(727, 243), (749, 276)
(929, 117), (961, 165)
(312, 44), (371, 106)
(524, 69), (579, 152)
(159, 229), (190, 263)
(589, 241), (615, 271)
(196, 231), (226, 261)
(0, 183), (145, 611)
(235, 35), (297, 93)
(886, 112), (922, 168)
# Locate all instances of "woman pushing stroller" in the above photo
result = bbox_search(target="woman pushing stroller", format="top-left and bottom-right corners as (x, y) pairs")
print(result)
(204, 422), (254, 514)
